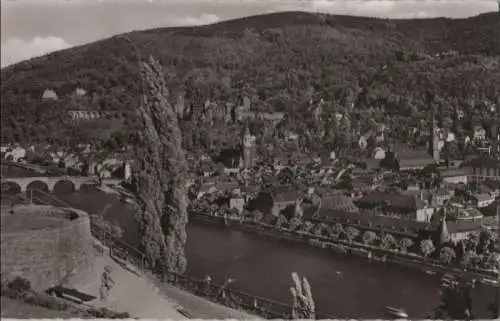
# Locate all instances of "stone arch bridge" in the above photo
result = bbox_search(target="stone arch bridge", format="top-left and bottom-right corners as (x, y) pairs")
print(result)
(1, 176), (98, 192)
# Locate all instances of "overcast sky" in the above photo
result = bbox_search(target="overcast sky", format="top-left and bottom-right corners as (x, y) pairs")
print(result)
(1, 0), (498, 67)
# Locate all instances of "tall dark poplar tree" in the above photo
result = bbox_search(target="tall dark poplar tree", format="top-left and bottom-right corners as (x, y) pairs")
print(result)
(132, 55), (189, 274)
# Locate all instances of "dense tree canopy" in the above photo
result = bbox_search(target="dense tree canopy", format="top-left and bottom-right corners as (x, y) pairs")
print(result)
(1, 11), (499, 152)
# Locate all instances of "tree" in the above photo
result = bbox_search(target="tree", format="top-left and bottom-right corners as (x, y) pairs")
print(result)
(460, 249), (476, 268)
(230, 207), (240, 217)
(278, 167), (296, 185)
(300, 221), (314, 234)
(90, 214), (124, 240)
(289, 217), (302, 230)
(440, 246), (457, 265)
(276, 214), (289, 229)
(362, 230), (377, 246)
(332, 223), (345, 240)
(420, 239), (436, 260)
(477, 230), (494, 255)
(345, 226), (360, 243)
(91, 156), (115, 185)
(131, 55), (189, 274)
(380, 233), (397, 250)
(434, 278), (473, 320)
(380, 151), (399, 172)
(290, 272), (315, 319)
(252, 210), (264, 223)
(399, 238), (414, 253)
(312, 223), (324, 237)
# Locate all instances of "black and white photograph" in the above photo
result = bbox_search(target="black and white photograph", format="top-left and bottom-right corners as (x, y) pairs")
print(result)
(1, 0), (500, 319)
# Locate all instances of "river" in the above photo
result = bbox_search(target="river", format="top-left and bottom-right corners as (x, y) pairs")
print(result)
(1, 174), (497, 318)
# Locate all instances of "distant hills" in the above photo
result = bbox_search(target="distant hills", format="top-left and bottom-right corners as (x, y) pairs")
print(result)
(1, 11), (499, 148)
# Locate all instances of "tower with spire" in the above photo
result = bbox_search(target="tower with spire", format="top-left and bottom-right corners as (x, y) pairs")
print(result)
(428, 94), (440, 163)
(241, 121), (256, 169)
(440, 209), (450, 244)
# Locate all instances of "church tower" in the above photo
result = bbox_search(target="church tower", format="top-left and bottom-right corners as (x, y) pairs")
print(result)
(429, 99), (440, 163)
(440, 210), (450, 244)
(241, 122), (255, 169)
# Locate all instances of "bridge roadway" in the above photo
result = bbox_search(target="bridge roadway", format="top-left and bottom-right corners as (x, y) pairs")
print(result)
(1, 176), (123, 192)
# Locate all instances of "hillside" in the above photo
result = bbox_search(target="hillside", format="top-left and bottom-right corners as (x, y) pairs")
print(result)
(1, 11), (499, 150)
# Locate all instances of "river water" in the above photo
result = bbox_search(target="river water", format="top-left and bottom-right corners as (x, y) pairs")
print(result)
(54, 185), (444, 318)
(1, 172), (496, 318)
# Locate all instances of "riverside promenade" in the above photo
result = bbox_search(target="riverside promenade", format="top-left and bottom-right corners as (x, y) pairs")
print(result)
(70, 230), (258, 319)
(191, 212), (500, 280)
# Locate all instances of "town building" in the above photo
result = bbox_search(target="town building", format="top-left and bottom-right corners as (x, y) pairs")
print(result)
(270, 186), (300, 217)
(3, 146), (26, 162)
(229, 190), (246, 214)
(354, 191), (434, 222)
(396, 149), (435, 171)
(464, 156), (500, 182)
(472, 192), (496, 208)
(440, 218), (482, 243)
(473, 125), (487, 141)
(439, 167), (471, 184)
(41, 89), (58, 100)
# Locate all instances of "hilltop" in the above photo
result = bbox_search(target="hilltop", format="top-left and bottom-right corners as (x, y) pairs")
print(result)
(1, 11), (499, 149)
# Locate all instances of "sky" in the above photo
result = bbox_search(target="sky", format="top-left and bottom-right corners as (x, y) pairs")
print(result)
(1, 0), (498, 68)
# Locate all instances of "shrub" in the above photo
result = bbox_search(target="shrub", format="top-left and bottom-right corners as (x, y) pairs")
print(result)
(2, 276), (31, 299)
(86, 307), (131, 318)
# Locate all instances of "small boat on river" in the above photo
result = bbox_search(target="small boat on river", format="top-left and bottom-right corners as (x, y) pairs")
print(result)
(424, 269), (436, 275)
(479, 278), (499, 286)
(385, 306), (408, 318)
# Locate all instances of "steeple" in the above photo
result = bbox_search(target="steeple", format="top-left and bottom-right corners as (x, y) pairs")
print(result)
(241, 120), (250, 146)
(428, 94), (440, 163)
(241, 121), (255, 169)
(440, 210), (450, 244)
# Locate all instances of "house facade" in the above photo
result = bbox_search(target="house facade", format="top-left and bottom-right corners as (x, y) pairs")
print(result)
(465, 156), (500, 182)
(440, 167), (471, 184)
(354, 191), (435, 223)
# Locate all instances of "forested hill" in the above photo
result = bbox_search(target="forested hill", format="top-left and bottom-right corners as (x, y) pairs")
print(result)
(1, 11), (499, 147)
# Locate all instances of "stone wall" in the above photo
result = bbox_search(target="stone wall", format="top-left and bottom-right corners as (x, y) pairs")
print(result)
(1, 206), (94, 291)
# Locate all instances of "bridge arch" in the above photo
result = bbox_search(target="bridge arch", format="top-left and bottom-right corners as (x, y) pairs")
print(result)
(26, 180), (50, 193)
(1, 181), (21, 195)
(53, 180), (77, 194)
(1, 176), (97, 194)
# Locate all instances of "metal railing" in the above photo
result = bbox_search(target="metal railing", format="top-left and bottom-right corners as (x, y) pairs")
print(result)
(93, 221), (336, 319)
(2, 187), (335, 319)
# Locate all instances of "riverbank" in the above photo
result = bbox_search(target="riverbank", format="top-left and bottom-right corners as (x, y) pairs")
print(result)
(90, 222), (295, 319)
(190, 212), (499, 281)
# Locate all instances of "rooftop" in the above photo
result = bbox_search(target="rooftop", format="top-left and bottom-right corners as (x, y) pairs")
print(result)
(443, 220), (483, 234)
(465, 156), (500, 169)
(439, 167), (473, 177)
(321, 195), (359, 213)
(273, 186), (300, 203)
(354, 191), (426, 213)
